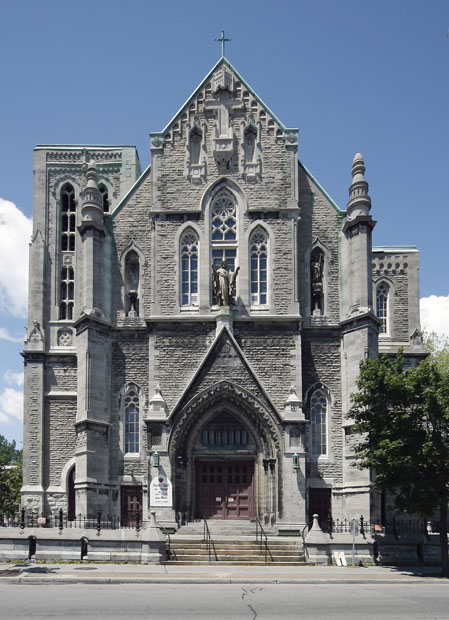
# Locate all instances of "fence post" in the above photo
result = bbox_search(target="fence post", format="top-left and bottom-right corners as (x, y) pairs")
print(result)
(97, 511), (102, 533)
(20, 508), (25, 529)
(59, 508), (64, 531)
(136, 512), (140, 533)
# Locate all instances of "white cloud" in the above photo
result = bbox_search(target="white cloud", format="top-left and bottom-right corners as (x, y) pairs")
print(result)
(3, 370), (24, 387)
(420, 295), (449, 341)
(0, 327), (23, 343)
(0, 386), (23, 424)
(0, 198), (32, 318)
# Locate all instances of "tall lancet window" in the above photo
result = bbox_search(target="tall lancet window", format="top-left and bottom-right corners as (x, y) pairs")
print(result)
(376, 283), (389, 334)
(180, 230), (199, 307)
(125, 250), (140, 317)
(61, 183), (76, 251)
(59, 266), (75, 320)
(124, 386), (140, 454)
(99, 183), (109, 213)
(250, 228), (268, 306)
(311, 389), (327, 456)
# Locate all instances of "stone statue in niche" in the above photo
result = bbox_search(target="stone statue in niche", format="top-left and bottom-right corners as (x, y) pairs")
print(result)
(212, 260), (240, 306)
(125, 251), (140, 317)
(310, 249), (324, 315)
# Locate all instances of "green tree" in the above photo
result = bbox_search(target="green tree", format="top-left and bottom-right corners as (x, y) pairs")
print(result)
(349, 352), (449, 577)
(0, 435), (22, 519)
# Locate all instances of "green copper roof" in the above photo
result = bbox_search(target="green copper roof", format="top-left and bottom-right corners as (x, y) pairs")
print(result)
(373, 245), (418, 253)
(298, 160), (345, 215)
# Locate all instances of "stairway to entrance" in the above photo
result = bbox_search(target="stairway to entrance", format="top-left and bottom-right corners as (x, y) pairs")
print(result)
(164, 520), (306, 565)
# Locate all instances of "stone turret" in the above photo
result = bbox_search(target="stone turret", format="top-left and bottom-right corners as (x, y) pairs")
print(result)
(347, 152), (371, 219)
(342, 152), (375, 316)
(81, 161), (103, 226)
(78, 160), (105, 318)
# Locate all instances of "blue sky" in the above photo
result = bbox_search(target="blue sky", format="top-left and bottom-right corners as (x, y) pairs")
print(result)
(0, 0), (448, 446)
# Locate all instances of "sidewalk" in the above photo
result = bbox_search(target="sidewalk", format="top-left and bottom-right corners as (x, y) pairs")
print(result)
(0, 562), (446, 584)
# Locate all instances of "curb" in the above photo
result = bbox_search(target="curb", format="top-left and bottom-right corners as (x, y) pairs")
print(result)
(0, 576), (445, 585)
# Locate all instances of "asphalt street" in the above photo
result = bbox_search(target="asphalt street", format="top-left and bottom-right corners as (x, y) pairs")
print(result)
(1, 583), (449, 620)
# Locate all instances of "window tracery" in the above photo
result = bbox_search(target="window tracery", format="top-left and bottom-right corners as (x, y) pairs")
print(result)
(180, 230), (199, 307)
(376, 283), (389, 334)
(250, 228), (268, 306)
(59, 266), (74, 320)
(310, 389), (327, 456)
(124, 387), (140, 454)
(61, 183), (76, 251)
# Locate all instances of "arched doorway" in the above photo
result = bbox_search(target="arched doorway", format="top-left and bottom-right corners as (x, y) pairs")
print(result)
(195, 413), (255, 519)
(169, 381), (282, 523)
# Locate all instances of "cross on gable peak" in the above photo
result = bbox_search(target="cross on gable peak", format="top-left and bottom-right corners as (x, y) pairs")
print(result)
(215, 30), (231, 58)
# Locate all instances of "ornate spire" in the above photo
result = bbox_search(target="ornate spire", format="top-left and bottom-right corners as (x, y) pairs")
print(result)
(81, 160), (103, 225)
(347, 152), (371, 220)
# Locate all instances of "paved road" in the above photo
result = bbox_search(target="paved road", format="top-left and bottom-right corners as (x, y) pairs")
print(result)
(1, 583), (449, 619)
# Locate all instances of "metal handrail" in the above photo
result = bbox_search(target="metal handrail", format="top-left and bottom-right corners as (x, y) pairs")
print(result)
(301, 520), (313, 561)
(203, 517), (218, 562)
(157, 521), (176, 561)
(254, 516), (273, 562)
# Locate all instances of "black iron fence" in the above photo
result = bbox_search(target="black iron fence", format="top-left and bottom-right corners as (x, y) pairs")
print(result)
(8, 509), (147, 533)
(321, 514), (440, 539)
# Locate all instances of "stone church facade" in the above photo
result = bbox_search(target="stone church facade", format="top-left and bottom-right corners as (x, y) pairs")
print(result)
(22, 57), (425, 532)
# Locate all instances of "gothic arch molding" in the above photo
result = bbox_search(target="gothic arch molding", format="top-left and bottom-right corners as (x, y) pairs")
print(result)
(168, 380), (282, 462)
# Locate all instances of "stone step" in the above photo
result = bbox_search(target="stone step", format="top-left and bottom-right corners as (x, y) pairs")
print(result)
(170, 543), (303, 555)
(163, 560), (307, 566)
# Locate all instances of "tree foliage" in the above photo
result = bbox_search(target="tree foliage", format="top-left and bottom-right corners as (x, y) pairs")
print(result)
(0, 435), (22, 518)
(349, 351), (449, 576)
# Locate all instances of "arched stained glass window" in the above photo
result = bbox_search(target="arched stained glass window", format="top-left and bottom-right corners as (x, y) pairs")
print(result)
(376, 283), (389, 334)
(124, 388), (140, 454)
(180, 230), (199, 307)
(311, 389), (327, 456)
(250, 228), (268, 306)
(61, 183), (76, 251)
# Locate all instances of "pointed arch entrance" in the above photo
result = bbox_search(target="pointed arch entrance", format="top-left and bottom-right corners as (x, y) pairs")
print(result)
(169, 381), (282, 521)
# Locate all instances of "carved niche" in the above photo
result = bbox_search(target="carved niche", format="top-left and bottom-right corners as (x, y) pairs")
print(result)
(240, 114), (262, 181)
(184, 116), (207, 184)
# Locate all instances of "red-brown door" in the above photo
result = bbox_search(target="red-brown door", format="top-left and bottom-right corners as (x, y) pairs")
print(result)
(121, 485), (143, 526)
(196, 461), (254, 519)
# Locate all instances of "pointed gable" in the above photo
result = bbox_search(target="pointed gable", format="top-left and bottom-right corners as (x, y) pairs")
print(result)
(169, 327), (280, 422)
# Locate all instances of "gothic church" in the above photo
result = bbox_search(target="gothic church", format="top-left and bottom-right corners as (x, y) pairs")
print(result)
(22, 56), (425, 532)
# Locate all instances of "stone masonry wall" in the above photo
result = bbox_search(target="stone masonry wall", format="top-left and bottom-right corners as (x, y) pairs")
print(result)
(372, 252), (412, 342)
(45, 399), (76, 487)
(234, 323), (297, 412)
(45, 356), (77, 391)
(297, 165), (343, 324)
(154, 77), (291, 213)
(301, 332), (343, 483)
(111, 174), (152, 322)
(153, 324), (216, 411)
(110, 331), (150, 478)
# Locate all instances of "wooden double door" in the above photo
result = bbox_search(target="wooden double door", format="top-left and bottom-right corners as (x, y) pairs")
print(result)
(196, 460), (254, 519)
(121, 485), (143, 526)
